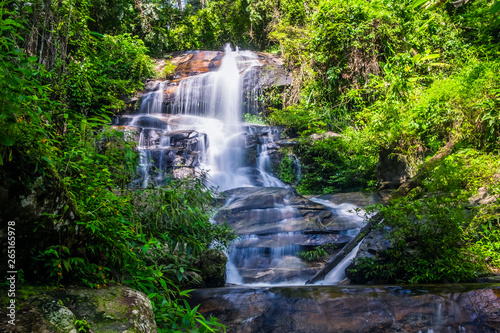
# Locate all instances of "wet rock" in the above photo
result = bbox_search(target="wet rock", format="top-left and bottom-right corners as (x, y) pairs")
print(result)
(234, 233), (351, 249)
(345, 227), (394, 284)
(169, 130), (207, 151)
(189, 285), (500, 333)
(312, 191), (390, 207)
(219, 187), (288, 212)
(0, 286), (157, 333)
(215, 187), (364, 236)
(217, 187), (365, 283)
(144, 80), (161, 91)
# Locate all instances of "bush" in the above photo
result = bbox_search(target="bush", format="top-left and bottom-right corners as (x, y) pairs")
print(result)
(349, 150), (500, 283)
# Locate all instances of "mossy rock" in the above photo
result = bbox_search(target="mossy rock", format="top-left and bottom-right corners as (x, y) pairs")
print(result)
(192, 249), (228, 287)
(0, 285), (157, 333)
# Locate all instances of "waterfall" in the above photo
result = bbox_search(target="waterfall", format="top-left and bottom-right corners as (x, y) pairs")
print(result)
(256, 128), (286, 188)
(170, 44), (279, 191)
(120, 47), (366, 286)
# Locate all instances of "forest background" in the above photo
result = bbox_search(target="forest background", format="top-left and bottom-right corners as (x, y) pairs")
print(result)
(1, 0), (500, 331)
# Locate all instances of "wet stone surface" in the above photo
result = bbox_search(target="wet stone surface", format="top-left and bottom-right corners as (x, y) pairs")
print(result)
(215, 187), (364, 284)
(189, 285), (500, 333)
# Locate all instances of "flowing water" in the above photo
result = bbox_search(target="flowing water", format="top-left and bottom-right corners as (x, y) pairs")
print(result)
(120, 47), (500, 332)
(119, 45), (365, 286)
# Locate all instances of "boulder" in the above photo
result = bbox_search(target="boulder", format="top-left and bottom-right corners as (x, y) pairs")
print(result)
(144, 80), (161, 91)
(191, 249), (228, 288)
(469, 186), (500, 206)
(0, 286), (157, 333)
(376, 147), (411, 189)
(173, 167), (195, 178)
(345, 227), (394, 284)
(309, 132), (341, 141)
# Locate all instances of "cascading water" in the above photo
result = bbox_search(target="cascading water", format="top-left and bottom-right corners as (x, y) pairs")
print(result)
(168, 45), (273, 191)
(121, 45), (367, 287)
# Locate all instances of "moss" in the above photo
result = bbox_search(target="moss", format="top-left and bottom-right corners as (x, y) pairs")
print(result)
(41, 301), (76, 332)
(0, 285), (156, 333)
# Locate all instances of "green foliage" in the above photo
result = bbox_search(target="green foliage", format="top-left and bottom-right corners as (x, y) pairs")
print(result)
(298, 247), (327, 262)
(0, 2), (228, 330)
(349, 150), (500, 283)
(298, 243), (341, 262)
(74, 319), (91, 333)
(295, 136), (378, 194)
(243, 113), (267, 125)
(276, 152), (300, 185)
(64, 33), (154, 114)
(161, 60), (177, 79)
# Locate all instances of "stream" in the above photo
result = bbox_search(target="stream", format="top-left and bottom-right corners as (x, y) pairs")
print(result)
(118, 46), (500, 332)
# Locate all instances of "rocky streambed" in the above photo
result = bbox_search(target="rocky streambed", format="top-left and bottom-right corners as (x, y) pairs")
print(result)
(189, 284), (500, 333)
(214, 187), (364, 284)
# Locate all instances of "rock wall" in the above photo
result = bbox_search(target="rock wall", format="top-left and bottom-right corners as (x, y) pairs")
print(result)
(376, 147), (411, 189)
(148, 50), (291, 113)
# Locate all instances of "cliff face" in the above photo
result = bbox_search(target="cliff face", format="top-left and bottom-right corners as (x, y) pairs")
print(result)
(149, 50), (291, 107)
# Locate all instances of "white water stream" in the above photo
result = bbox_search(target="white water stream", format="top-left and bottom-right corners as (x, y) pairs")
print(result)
(124, 45), (365, 286)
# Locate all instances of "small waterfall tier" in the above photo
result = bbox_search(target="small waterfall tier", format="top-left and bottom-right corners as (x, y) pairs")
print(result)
(214, 187), (364, 284)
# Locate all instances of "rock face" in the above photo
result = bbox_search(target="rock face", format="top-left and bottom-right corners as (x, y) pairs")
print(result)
(376, 147), (411, 189)
(189, 285), (500, 333)
(115, 115), (294, 184)
(345, 227), (394, 284)
(169, 51), (224, 77)
(153, 50), (291, 111)
(215, 187), (362, 284)
(0, 286), (157, 333)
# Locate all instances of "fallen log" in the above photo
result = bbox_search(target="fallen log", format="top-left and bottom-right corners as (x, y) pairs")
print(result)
(305, 214), (381, 285)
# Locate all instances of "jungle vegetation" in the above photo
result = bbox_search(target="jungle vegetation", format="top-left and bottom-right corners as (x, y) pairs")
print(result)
(1, 0), (500, 330)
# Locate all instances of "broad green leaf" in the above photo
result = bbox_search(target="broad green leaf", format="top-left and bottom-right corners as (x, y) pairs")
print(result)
(491, 1), (500, 13)
(42, 156), (53, 164)
(0, 135), (16, 146)
(420, 53), (440, 61)
(411, 0), (429, 9)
